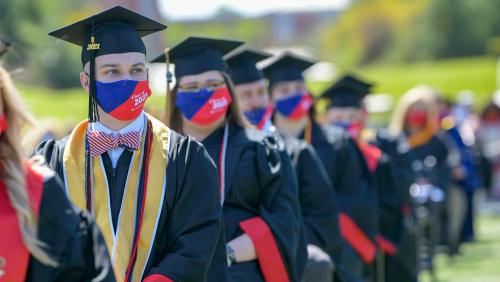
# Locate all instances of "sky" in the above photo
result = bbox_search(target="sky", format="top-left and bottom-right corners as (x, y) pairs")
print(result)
(157, 0), (351, 21)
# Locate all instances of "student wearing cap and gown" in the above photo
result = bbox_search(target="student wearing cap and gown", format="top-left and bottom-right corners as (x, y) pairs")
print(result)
(320, 75), (403, 282)
(224, 47), (340, 282)
(0, 56), (114, 281)
(34, 7), (224, 282)
(261, 52), (377, 282)
(371, 129), (419, 282)
(151, 37), (305, 282)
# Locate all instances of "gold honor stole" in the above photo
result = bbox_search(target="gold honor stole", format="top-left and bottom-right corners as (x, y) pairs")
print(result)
(62, 115), (169, 281)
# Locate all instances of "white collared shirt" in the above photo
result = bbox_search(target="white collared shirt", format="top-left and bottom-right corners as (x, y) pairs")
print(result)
(89, 112), (145, 168)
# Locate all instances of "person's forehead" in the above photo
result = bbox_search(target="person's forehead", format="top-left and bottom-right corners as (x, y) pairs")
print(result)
(94, 52), (146, 66)
(179, 70), (223, 84)
(327, 107), (360, 115)
(236, 79), (266, 91)
(274, 80), (304, 88)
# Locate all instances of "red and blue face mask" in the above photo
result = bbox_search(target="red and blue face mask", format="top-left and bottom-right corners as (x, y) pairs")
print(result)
(176, 87), (232, 126)
(275, 93), (313, 121)
(94, 79), (151, 121)
(244, 105), (274, 130)
(333, 121), (363, 139)
(0, 113), (7, 135)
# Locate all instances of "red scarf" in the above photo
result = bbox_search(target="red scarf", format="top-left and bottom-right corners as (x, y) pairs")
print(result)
(0, 163), (44, 281)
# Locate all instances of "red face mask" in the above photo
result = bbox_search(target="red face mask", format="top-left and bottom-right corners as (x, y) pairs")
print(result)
(405, 110), (427, 128)
(0, 113), (7, 134)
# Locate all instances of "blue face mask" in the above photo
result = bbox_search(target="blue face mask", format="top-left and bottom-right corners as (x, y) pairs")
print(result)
(244, 105), (274, 130)
(176, 87), (232, 126)
(94, 79), (151, 121)
(275, 92), (313, 120)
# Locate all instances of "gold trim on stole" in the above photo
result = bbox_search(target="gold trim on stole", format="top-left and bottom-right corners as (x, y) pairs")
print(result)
(63, 114), (169, 281)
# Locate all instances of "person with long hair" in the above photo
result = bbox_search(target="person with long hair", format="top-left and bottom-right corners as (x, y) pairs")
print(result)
(389, 86), (455, 192)
(389, 86), (459, 265)
(225, 47), (339, 282)
(151, 37), (305, 282)
(34, 7), (224, 281)
(0, 62), (114, 281)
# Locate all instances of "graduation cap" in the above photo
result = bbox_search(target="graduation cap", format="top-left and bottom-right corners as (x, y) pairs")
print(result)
(320, 74), (374, 108)
(224, 46), (272, 85)
(150, 36), (243, 79)
(49, 6), (166, 65)
(48, 6), (166, 121)
(261, 51), (316, 88)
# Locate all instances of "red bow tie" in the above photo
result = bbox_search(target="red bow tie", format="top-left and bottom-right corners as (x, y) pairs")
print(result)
(87, 131), (141, 158)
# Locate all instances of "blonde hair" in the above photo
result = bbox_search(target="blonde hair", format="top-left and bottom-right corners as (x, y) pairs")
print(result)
(389, 85), (440, 137)
(0, 66), (57, 266)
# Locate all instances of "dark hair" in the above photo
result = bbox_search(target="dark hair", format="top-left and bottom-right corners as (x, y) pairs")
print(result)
(166, 72), (247, 131)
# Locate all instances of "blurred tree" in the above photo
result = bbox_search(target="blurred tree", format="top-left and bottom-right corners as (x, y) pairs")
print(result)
(317, 0), (428, 67)
(318, 0), (500, 67)
(0, 0), (94, 88)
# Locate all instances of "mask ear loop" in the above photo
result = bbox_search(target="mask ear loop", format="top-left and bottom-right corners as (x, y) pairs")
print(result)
(163, 48), (172, 124)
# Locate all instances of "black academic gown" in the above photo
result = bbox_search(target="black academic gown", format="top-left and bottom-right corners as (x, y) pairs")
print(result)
(407, 134), (452, 191)
(373, 154), (402, 249)
(202, 122), (305, 282)
(282, 135), (342, 258)
(406, 134), (452, 248)
(374, 130), (418, 282)
(302, 121), (376, 282)
(12, 172), (114, 282)
(34, 130), (226, 282)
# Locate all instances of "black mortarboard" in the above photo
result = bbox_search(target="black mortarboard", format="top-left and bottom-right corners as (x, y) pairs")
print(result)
(224, 46), (272, 85)
(48, 6), (166, 121)
(320, 74), (373, 108)
(261, 51), (316, 88)
(49, 6), (166, 65)
(151, 36), (243, 79)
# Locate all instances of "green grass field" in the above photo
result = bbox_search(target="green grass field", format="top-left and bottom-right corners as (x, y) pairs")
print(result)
(312, 56), (498, 109)
(421, 215), (500, 282)
(17, 55), (499, 120)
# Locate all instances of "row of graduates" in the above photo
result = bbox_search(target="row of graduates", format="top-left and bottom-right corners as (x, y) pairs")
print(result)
(0, 5), (443, 282)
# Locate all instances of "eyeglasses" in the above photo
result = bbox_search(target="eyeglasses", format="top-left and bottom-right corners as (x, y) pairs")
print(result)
(178, 80), (226, 92)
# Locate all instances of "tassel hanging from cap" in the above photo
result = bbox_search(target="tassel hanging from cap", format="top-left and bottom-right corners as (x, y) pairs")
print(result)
(163, 47), (172, 125)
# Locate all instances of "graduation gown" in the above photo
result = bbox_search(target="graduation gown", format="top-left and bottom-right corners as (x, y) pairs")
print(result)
(356, 139), (402, 254)
(202, 122), (305, 282)
(406, 134), (451, 190)
(302, 121), (377, 281)
(0, 162), (114, 282)
(282, 135), (342, 257)
(373, 130), (418, 282)
(34, 119), (225, 282)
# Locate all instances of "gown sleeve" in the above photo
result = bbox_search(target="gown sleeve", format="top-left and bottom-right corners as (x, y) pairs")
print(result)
(26, 172), (115, 282)
(144, 136), (224, 282)
(239, 136), (304, 282)
(296, 143), (342, 256)
(333, 135), (377, 264)
(32, 137), (68, 178)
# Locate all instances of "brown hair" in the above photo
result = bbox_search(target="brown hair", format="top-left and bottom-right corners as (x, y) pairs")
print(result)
(0, 66), (57, 266)
(165, 72), (247, 131)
